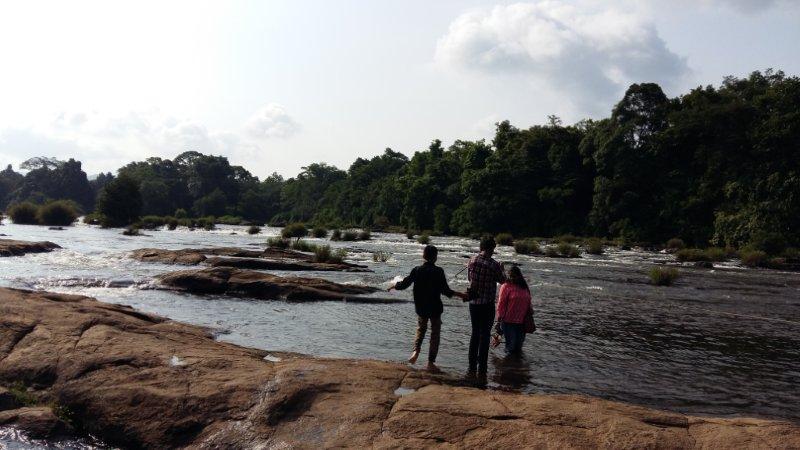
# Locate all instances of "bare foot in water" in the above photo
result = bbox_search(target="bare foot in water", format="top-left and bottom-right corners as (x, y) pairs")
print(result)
(426, 362), (441, 373)
(408, 350), (419, 364)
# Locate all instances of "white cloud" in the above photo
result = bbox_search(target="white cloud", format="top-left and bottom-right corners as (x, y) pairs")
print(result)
(435, 2), (690, 113)
(244, 103), (301, 139)
(700, 0), (781, 13)
(0, 104), (299, 176)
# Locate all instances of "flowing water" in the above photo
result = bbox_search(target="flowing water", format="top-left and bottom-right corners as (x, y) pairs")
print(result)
(1, 220), (799, 444)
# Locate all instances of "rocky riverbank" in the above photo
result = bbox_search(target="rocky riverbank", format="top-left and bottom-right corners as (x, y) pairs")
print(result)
(0, 239), (60, 257)
(1, 287), (799, 449)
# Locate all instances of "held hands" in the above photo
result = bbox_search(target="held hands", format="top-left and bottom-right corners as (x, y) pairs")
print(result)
(455, 291), (469, 301)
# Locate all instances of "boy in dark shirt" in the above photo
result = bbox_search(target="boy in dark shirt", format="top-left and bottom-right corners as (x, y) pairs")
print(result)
(389, 245), (467, 372)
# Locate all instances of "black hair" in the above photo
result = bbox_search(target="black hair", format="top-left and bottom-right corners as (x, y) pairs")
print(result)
(508, 265), (530, 293)
(423, 245), (438, 262)
(479, 235), (496, 252)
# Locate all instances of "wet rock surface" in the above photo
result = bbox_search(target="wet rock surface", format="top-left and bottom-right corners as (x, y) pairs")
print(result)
(0, 239), (60, 257)
(132, 247), (370, 272)
(0, 287), (798, 449)
(0, 407), (72, 439)
(155, 267), (383, 301)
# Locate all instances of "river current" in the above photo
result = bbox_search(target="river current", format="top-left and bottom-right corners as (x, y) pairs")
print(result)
(1, 220), (799, 441)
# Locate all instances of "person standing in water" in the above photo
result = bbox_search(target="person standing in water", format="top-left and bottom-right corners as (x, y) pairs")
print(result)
(466, 236), (506, 382)
(494, 265), (532, 356)
(389, 245), (467, 372)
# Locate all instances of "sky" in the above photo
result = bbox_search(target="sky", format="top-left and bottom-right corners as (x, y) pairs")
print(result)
(0, 0), (798, 178)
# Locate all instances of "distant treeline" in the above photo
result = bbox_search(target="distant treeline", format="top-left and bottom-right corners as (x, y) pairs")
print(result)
(1, 70), (798, 248)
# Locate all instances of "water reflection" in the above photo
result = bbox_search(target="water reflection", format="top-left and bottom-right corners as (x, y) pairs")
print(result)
(490, 353), (533, 390)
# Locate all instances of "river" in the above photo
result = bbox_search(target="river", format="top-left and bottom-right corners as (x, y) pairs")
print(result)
(1, 220), (799, 443)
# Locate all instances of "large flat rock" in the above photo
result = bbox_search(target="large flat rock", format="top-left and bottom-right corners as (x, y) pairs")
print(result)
(0, 239), (60, 257)
(0, 288), (798, 449)
(155, 266), (382, 301)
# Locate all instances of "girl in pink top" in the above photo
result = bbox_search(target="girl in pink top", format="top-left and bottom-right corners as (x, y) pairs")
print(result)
(495, 265), (532, 356)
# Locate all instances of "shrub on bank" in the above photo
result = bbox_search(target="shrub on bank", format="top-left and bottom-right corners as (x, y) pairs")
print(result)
(330, 229), (342, 241)
(357, 229), (371, 241)
(167, 217), (179, 230)
(556, 234), (579, 244)
(8, 202), (40, 225)
(747, 232), (788, 256)
(216, 215), (244, 225)
(82, 212), (103, 225)
(514, 239), (541, 255)
(247, 225), (261, 235)
(585, 238), (604, 255)
(544, 246), (559, 257)
(666, 238), (685, 252)
(311, 227), (328, 238)
(36, 200), (79, 226)
(417, 234), (431, 245)
(282, 223), (308, 240)
(495, 233), (514, 246)
(557, 242), (581, 258)
(676, 248), (729, 263)
(174, 208), (188, 219)
(649, 267), (679, 286)
(139, 215), (169, 230)
(740, 250), (768, 268)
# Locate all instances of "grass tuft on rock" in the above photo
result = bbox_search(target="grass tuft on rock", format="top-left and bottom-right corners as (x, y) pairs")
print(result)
(267, 237), (290, 249)
(649, 267), (679, 286)
(372, 251), (390, 262)
(314, 245), (347, 263)
(247, 225), (261, 235)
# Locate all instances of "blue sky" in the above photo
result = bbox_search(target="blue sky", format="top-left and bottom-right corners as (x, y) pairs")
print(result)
(0, 0), (798, 177)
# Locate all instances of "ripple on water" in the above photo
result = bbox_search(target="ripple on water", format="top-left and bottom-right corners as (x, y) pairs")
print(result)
(2, 221), (800, 422)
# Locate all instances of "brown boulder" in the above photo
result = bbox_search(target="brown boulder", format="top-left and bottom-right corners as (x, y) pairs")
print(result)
(131, 247), (321, 266)
(0, 239), (60, 257)
(0, 406), (71, 439)
(155, 267), (383, 301)
(0, 288), (798, 449)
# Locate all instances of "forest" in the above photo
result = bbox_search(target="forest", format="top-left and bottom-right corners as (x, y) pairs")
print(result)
(1, 70), (798, 249)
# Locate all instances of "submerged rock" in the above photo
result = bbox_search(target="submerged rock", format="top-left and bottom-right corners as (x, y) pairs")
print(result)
(0, 239), (60, 257)
(0, 288), (798, 449)
(156, 267), (380, 301)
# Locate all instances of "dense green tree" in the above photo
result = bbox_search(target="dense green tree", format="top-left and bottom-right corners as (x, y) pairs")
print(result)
(96, 175), (143, 227)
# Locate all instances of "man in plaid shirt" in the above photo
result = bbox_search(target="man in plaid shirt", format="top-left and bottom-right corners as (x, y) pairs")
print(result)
(467, 236), (506, 380)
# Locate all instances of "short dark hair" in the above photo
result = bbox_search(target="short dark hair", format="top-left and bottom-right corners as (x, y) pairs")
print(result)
(423, 245), (438, 262)
(479, 235), (496, 252)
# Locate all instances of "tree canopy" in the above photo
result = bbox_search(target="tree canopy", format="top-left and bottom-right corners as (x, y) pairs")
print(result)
(2, 70), (798, 248)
